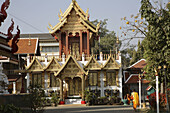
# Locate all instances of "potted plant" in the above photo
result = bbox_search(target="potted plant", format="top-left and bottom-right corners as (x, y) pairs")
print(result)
(51, 92), (59, 107)
(84, 89), (93, 106)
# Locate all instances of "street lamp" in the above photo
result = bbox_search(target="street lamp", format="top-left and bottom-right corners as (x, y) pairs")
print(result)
(159, 65), (169, 112)
(139, 70), (146, 108)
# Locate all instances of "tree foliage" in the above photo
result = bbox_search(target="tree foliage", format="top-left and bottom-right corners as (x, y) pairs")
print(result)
(91, 19), (118, 54)
(140, 0), (170, 80)
(28, 85), (46, 113)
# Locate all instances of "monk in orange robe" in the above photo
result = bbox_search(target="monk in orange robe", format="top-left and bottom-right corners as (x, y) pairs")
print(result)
(131, 89), (139, 111)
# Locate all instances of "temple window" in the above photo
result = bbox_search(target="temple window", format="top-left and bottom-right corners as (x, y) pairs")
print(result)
(106, 72), (116, 86)
(32, 73), (42, 87)
(89, 72), (98, 86)
(50, 73), (60, 87)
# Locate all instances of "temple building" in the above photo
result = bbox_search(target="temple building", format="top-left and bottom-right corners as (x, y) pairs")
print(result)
(20, 0), (123, 104)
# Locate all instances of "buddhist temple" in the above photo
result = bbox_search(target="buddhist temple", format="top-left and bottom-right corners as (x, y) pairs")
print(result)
(21, 0), (123, 104)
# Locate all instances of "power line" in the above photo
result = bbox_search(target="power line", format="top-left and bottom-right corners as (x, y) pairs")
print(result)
(8, 13), (44, 33)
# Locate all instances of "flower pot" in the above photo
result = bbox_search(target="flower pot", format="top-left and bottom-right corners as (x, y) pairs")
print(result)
(122, 99), (128, 105)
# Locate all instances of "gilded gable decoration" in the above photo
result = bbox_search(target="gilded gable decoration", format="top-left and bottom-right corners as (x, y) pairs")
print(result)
(85, 55), (102, 70)
(47, 0), (100, 35)
(44, 57), (61, 72)
(103, 56), (121, 70)
(26, 57), (44, 72)
(54, 55), (88, 78)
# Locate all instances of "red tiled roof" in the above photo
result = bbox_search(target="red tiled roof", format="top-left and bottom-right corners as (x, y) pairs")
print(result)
(8, 38), (38, 54)
(125, 75), (150, 84)
(129, 59), (147, 69)
(125, 72), (130, 81)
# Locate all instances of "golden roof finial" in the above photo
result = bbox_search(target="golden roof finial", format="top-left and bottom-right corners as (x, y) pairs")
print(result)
(72, 0), (76, 4)
(58, 13), (61, 22)
(28, 34), (31, 46)
(60, 9), (63, 16)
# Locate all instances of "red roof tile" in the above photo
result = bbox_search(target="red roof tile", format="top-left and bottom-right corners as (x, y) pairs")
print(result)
(8, 38), (38, 54)
(125, 75), (150, 84)
(129, 59), (147, 69)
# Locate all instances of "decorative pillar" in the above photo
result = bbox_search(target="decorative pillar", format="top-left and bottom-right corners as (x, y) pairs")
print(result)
(13, 82), (16, 94)
(100, 52), (103, 61)
(81, 75), (86, 104)
(59, 34), (62, 57)
(66, 31), (68, 56)
(155, 69), (159, 113)
(87, 30), (90, 55)
(139, 75), (142, 109)
(62, 53), (65, 63)
(80, 30), (83, 55)
(82, 52), (85, 62)
(26, 54), (30, 93)
(45, 53), (48, 63)
(59, 78), (65, 104)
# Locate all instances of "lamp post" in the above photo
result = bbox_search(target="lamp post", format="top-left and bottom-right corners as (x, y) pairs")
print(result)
(139, 70), (146, 108)
(155, 67), (159, 113)
(163, 65), (169, 112)
(138, 73), (142, 109)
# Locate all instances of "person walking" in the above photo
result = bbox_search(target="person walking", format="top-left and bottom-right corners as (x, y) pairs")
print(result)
(131, 89), (139, 112)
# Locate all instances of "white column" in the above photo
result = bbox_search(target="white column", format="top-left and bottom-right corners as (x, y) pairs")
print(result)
(26, 73), (30, 93)
(13, 82), (16, 94)
(44, 72), (48, 89)
(62, 53), (65, 63)
(100, 71), (104, 97)
(26, 54), (30, 93)
(118, 67), (123, 99)
(156, 75), (159, 113)
(118, 52), (121, 63)
(100, 52), (103, 61)
(45, 54), (48, 63)
(44, 54), (48, 90)
(82, 52), (85, 62)
(139, 79), (142, 109)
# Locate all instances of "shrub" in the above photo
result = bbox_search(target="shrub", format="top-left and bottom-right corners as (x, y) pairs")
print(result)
(0, 104), (22, 113)
(28, 85), (46, 113)
(51, 92), (59, 106)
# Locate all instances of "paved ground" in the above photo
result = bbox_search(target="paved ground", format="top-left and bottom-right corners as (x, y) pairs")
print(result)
(44, 105), (146, 113)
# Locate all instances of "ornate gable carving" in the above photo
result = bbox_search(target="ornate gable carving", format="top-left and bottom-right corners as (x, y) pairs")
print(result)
(103, 56), (120, 70)
(45, 57), (61, 72)
(48, 0), (100, 34)
(54, 55), (87, 79)
(26, 57), (44, 72)
(85, 56), (101, 70)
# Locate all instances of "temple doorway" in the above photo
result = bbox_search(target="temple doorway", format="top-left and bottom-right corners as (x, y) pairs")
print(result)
(66, 77), (82, 96)
(71, 43), (79, 57)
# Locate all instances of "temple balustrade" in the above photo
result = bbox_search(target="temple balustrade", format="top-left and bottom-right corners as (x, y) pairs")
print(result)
(26, 53), (118, 63)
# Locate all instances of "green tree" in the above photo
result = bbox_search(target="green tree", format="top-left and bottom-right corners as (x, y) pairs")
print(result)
(140, 0), (170, 81)
(91, 19), (118, 54)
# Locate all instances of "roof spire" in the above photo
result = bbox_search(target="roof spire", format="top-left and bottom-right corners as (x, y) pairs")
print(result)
(72, 0), (76, 4)
(28, 34), (31, 46)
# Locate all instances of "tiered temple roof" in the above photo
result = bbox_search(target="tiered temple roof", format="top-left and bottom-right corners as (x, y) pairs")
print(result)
(47, 0), (100, 35)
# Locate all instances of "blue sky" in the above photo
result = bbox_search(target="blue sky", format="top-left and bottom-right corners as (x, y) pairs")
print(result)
(0, 0), (141, 35)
